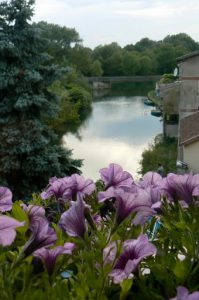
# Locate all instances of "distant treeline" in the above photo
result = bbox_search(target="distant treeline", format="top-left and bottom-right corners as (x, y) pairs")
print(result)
(35, 22), (199, 76)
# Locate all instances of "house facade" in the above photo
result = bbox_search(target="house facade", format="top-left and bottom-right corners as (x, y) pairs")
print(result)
(156, 51), (199, 173)
(177, 51), (199, 172)
(179, 112), (199, 173)
(177, 51), (199, 120)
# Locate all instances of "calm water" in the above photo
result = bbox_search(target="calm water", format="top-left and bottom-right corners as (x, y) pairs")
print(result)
(63, 83), (162, 180)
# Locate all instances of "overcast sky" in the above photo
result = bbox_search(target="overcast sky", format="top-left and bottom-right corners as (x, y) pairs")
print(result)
(33, 0), (199, 49)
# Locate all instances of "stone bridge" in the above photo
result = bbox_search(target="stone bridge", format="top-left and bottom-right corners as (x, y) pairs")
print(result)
(86, 75), (161, 83)
(86, 75), (162, 89)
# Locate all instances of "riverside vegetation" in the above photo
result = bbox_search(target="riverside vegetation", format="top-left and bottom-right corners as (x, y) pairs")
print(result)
(140, 138), (178, 176)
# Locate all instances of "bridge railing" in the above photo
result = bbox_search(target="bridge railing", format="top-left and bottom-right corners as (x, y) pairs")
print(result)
(86, 75), (162, 83)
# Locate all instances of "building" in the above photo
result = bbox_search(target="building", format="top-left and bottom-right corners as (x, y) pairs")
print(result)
(177, 51), (199, 120)
(177, 51), (199, 172)
(156, 51), (199, 173)
(179, 111), (199, 173)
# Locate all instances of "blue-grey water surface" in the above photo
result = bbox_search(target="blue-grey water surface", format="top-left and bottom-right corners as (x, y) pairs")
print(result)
(63, 86), (162, 180)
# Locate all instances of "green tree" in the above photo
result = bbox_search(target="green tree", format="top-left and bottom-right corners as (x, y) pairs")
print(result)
(122, 51), (140, 75)
(163, 33), (198, 52)
(123, 44), (135, 51)
(174, 45), (189, 58)
(134, 37), (157, 52)
(93, 42), (122, 75)
(105, 50), (123, 75)
(68, 44), (103, 76)
(34, 21), (81, 66)
(156, 44), (176, 74)
(34, 21), (102, 76)
(0, 0), (82, 198)
(138, 55), (154, 75)
(90, 59), (103, 76)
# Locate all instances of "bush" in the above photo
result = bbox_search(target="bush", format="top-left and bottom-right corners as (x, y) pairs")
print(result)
(47, 74), (92, 135)
(140, 137), (177, 176)
(159, 73), (177, 84)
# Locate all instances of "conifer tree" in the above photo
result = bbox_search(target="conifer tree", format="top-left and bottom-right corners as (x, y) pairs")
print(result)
(0, 0), (82, 198)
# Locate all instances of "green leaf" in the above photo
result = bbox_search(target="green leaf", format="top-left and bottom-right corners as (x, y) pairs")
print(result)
(120, 279), (133, 300)
(173, 260), (186, 280)
(10, 201), (29, 232)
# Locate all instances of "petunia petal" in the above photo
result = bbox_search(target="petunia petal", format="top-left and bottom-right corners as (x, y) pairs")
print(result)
(0, 216), (25, 246)
(0, 187), (13, 212)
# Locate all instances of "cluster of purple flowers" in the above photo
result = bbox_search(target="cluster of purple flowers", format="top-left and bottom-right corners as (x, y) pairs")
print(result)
(41, 174), (95, 203)
(1, 163), (199, 293)
(0, 189), (75, 275)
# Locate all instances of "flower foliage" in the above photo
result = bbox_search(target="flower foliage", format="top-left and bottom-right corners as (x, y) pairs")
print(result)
(1, 164), (199, 299)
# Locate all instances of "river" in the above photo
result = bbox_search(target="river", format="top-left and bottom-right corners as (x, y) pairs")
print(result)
(63, 83), (162, 181)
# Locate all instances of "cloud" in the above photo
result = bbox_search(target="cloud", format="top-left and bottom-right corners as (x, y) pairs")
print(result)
(34, 0), (67, 18)
(33, 0), (199, 48)
(114, 0), (199, 18)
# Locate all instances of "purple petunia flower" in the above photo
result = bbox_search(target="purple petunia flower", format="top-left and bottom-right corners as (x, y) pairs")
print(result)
(22, 204), (46, 229)
(112, 186), (161, 226)
(161, 173), (199, 205)
(41, 174), (95, 202)
(0, 187), (13, 212)
(109, 234), (157, 283)
(98, 164), (135, 203)
(98, 184), (139, 203)
(33, 242), (75, 275)
(59, 199), (87, 238)
(103, 241), (119, 265)
(114, 190), (138, 225)
(99, 178), (161, 226)
(170, 286), (199, 300)
(92, 214), (102, 228)
(138, 172), (163, 189)
(132, 187), (162, 225)
(0, 215), (25, 246)
(68, 174), (96, 201)
(41, 177), (71, 201)
(98, 187), (116, 203)
(99, 163), (133, 190)
(23, 217), (57, 256)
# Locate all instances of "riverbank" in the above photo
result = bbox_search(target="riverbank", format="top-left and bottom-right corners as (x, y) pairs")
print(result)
(148, 90), (163, 110)
(139, 136), (177, 176)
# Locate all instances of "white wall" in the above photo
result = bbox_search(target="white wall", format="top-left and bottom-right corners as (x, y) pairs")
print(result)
(183, 140), (199, 173)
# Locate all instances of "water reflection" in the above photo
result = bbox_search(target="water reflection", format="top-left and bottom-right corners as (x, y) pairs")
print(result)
(63, 93), (162, 180)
